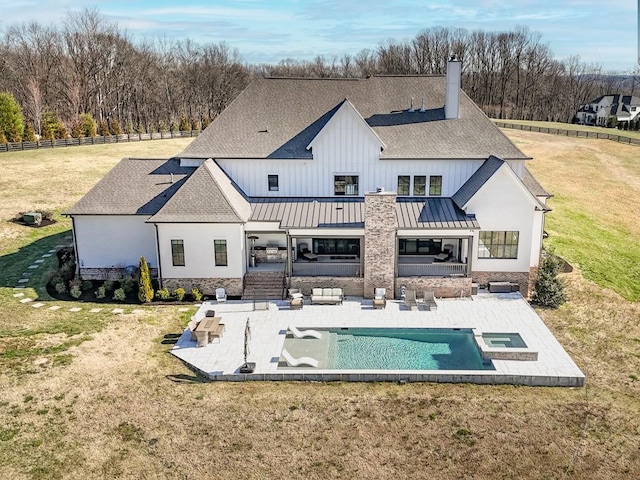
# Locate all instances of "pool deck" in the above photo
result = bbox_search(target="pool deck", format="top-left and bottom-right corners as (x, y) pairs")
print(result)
(171, 292), (585, 387)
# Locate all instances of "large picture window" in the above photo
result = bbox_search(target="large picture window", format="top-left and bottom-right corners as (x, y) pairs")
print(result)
(429, 175), (442, 196)
(478, 231), (519, 259)
(398, 238), (442, 255)
(171, 240), (185, 266)
(312, 238), (360, 256)
(334, 175), (359, 196)
(397, 176), (410, 195)
(214, 240), (228, 266)
(413, 176), (426, 196)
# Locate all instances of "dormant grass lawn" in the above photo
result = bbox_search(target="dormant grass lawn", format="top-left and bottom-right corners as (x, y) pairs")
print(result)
(0, 135), (639, 479)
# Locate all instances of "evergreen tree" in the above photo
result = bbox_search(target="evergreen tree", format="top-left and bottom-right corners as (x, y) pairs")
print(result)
(137, 256), (154, 303)
(531, 254), (567, 308)
(0, 131), (7, 144)
(79, 113), (96, 137)
(110, 119), (123, 135)
(24, 123), (37, 141)
(98, 119), (110, 136)
(0, 92), (25, 142)
(179, 115), (190, 131)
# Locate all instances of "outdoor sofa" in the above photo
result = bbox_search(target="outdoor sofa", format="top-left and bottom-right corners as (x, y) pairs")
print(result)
(310, 288), (343, 305)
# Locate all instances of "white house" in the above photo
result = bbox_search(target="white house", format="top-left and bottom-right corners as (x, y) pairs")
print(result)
(576, 94), (640, 126)
(67, 57), (551, 299)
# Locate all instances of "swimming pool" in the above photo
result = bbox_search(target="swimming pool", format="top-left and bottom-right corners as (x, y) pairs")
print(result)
(319, 328), (494, 370)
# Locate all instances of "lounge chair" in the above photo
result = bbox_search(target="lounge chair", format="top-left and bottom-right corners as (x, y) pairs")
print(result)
(281, 348), (319, 368)
(404, 289), (417, 310)
(423, 290), (438, 311)
(288, 325), (322, 339)
(373, 287), (386, 309)
(298, 242), (317, 261)
(215, 288), (227, 303)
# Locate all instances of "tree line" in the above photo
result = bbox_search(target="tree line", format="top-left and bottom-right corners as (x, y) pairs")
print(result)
(1, 8), (638, 142)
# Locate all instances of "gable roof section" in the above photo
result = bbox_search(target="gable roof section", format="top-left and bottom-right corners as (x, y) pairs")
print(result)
(306, 98), (386, 151)
(149, 159), (251, 223)
(179, 76), (529, 160)
(522, 168), (552, 198)
(452, 156), (549, 211)
(451, 155), (504, 209)
(66, 158), (194, 215)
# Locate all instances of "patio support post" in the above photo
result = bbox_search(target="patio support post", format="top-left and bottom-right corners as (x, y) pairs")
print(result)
(466, 235), (474, 276)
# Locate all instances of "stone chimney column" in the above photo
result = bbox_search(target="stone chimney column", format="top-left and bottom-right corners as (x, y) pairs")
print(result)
(364, 190), (397, 299)
(445, 55), (462, 120)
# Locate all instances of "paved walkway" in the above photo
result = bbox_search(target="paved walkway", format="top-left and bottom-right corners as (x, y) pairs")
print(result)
(171, 294), (585, 386)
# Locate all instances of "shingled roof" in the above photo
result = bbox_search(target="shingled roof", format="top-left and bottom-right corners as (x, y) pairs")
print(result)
(149, 160), (251, 223)
(451, 156), (505, 209)
(179, 76), (529, 160)
(66, 158), (194, 215)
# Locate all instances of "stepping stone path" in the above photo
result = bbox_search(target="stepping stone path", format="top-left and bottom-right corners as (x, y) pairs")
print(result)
(89, 308), (102, 313)
(20, 298), (33, 303)
(131, 309), (144, 314)
(48, 306), (61, 311)
(178, 308), (189, 312)
(32, 303), (45, 308)
(41, 254), (52, 258)
(18, 279), (29, 283)
(69, 307), (81, 312)
(28, 265), (39, 269)
(35, 259), (45, 264)
(112, 308), (124, 314)
(13, 293), (24, 298)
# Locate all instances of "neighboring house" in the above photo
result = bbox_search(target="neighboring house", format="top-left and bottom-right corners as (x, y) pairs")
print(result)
(576, 94), (640, 126)
(67, 57), (551, 299)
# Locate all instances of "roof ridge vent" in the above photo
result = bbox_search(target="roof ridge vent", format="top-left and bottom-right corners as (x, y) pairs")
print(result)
(408, 97), (414, 112)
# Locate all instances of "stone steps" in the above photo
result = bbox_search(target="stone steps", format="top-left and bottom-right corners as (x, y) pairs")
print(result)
(243, 272), (286, 300)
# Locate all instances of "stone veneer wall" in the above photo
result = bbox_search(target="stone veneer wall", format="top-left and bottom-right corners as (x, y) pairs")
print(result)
(363, 191), (398, 298)
(162, 278), (243, 297)
(80, 267), (158, 280)
(395, 276), (473, 299)
(290, 276), (364, 297)
(471, 271), (530, 297)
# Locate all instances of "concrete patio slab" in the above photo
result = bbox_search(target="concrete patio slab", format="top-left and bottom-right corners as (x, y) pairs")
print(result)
(171, 293), (585, 387)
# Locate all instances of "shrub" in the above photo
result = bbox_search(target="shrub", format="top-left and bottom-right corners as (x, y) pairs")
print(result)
(40, 210), (54, 221)
(55, 281), (67, 294)
(95, 286), (106, 299)
(102, 279), (115, 291)
(531, 254), (567, 308)
(24, 123), (37, 141)
(173, 288), (185, 302)
(110, 119), (123, 135)
(191, 288), (203, 302)
(120, 277), (136, 294)
(179, 115), (190, 131)
(70, 284), (82, 299)
(155, 288), (170, 301)
(137, 256), (154, 303)
(82, 280), (93, 291)
(113, 288), (126, 302)
(0, 91), (25, 142)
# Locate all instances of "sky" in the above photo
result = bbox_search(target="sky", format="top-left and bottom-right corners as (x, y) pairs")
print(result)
(0, 0), (638, 72)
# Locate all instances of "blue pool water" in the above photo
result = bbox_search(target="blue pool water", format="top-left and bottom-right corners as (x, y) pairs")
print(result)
(325, 328), (494, 370)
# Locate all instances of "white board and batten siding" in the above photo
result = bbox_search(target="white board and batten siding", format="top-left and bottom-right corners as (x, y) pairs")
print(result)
(214, 103), (527, 197)
(74, 215), (158, 268)
(156, 223), (246, 279)
(465, 166), (540, 272)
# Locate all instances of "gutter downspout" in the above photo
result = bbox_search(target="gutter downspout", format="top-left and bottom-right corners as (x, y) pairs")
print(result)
(154, 223), (163, 289)
(70, 216), (81, 278)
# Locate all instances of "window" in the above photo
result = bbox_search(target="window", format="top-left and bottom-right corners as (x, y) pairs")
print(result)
(414, 176), (426, 196)
(398, 238), (442, 255)
(171, 240), (185, 266)
(429, 176), (442, 196)
(478, 231), (519, 259)
(268, 174), (279, 191)
(397, 176), (410, 195)
(312, 238), (360, 256)
(334, 175), (359, 196)
(214, 240), (228, 266)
